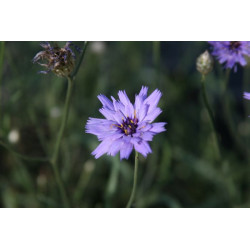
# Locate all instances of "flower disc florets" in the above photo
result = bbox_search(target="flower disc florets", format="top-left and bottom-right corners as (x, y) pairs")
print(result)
(209, 41), (250, 72)
(118, 116), (138, 136)
(33, 42), (81, 77)
(86, 86), (167, 160)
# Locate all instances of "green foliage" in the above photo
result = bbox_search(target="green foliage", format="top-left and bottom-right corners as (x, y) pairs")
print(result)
(0, 41), (250, 207)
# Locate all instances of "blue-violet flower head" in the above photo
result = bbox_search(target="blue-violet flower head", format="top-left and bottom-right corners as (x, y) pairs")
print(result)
(243, 92), (250, 100)
(86, 86), (167, 160)
(209, 41), (250, 72)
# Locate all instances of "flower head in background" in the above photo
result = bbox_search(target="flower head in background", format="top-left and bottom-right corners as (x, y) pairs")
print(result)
(8, 129), (20, 144)
(196, 50), (213, 75)
(209, 41), (250, 72)
(243, 92), (250, 100)
(90, 41), (106, 55)
(33, 42), (82, 77)
(86, 86), (166, 160)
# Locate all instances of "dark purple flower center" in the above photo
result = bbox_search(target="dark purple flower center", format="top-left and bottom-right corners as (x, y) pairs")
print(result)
(119, 117), (138, 136)
(229, 41), (241, 50)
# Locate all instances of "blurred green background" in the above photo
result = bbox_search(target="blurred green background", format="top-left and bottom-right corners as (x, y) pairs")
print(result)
(1, 41), (250, 208)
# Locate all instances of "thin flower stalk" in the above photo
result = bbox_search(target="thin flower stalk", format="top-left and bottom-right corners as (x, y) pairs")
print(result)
(222, 70), (248, 158)
(0, 41), (5, 134)
(32, 41), (89, 207)
(50, 76), (73, 207)
(71, 41), (88, 79)
(153, 41), (160, 87)
(126, 151), (139, 208)
(201, 75), (221, 158)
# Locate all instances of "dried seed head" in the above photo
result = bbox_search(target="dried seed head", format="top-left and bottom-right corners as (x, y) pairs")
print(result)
(196, 50), (213, 75)
(33, 42), (81, 77)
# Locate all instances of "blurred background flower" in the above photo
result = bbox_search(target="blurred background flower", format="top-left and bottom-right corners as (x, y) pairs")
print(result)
(50, 106), (61, 118)
(209, 41), (250, 72)
(90, 41), (106, 55)
(8, 129), (20, 144)
(243, 92), (250, 100)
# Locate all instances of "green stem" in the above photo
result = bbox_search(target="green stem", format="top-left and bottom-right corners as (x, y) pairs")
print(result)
(153, 41), (160, 87)
(0, 140), (49, 162)
(51, 76), (73, 165)
(201, 75), (221, 158)
(50, 42), (89, 207)
(71, 41), (88, 79)
(0, 42), (5, 135)
(222, 70), (234, 135)
(223, 69), (230, 92)
(126, 151), (139, 208)
(222, 70), (248, 159)
(105, 155), (120, 207)
(50, 76), (74, 207)
(51, 160), (70, 207)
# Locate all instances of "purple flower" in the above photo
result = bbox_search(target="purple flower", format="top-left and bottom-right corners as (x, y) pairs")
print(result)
(243, 92), (250, 100)
(209, 41), (250, 72)
(86, 86), (166, 160)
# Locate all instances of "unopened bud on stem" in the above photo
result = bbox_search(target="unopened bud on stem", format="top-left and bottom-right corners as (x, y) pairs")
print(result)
(196, 50), (213, 76)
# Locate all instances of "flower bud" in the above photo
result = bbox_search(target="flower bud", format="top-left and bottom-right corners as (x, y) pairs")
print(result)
(196, 50), (213, 75)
